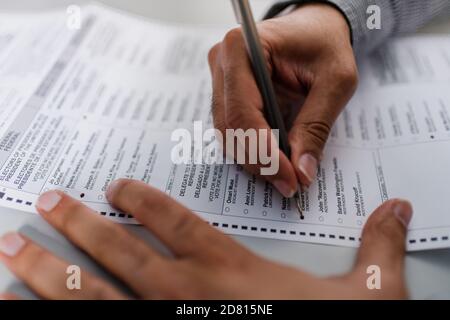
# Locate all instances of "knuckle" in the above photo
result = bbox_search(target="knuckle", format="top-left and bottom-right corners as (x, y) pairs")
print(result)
(57, 201), (85, 231)
(378, 219), (405, 242)
(172, 211), (199, 238)
(107, 178), (134, 202)
(208, 43), (221, 68)
(295, 121), (331, 147)
(364, 217), (405, 249)
(335, 63), (359, 93)
(125, 183), (177, 219)
(223, 28), (243, 50)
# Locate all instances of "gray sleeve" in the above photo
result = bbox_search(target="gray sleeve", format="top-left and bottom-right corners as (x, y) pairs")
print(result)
(265, 0), (450, 52)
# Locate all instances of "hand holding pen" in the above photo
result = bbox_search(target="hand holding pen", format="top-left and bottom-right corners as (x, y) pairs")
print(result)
(230, 0), (303, 218)
(208, 0), (358, 218)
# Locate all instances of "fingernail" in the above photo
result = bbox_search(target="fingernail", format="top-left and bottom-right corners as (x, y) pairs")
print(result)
(273, 180), (295, 198)
(36, 191), (62, 213)
(393, 201), (413, 228)
(0, 233), (25, 257)
(298, 154), (317, 186)
(106, 180), (121, 202)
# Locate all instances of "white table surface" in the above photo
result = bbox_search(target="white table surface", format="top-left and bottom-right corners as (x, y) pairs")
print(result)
(0, 0), (450, 300)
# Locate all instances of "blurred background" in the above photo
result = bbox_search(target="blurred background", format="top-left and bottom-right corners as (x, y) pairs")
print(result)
(0, 0), (448, 31)
(0, 0), (272, 25)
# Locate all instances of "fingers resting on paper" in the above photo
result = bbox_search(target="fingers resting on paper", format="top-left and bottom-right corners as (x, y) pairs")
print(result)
(0, 180), (412, 300)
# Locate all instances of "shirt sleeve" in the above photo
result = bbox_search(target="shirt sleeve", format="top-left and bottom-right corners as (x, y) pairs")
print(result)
(265, 0), (450, 52)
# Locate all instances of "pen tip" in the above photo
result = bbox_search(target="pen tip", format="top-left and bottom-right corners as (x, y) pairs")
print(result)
(294, 192), (304, 220)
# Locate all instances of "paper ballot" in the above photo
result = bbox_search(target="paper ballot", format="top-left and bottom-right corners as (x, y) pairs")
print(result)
(1, 4), (450, 251)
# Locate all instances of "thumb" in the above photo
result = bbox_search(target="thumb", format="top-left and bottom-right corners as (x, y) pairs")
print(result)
(351, 199), (413, 298)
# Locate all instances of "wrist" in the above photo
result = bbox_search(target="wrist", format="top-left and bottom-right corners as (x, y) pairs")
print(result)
(266, 1), (353, 46)
(290, 3), (352, 45)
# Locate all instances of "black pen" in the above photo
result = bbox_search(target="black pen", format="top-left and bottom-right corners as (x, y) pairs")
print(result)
(231, 0), (304, 219)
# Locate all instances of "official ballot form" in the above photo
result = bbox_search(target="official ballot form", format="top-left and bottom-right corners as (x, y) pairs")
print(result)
(1, 4), (450, 251)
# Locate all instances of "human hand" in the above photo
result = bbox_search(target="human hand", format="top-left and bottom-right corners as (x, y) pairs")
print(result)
(0, 179), (412, 299)
(209, 3), (358, 197)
